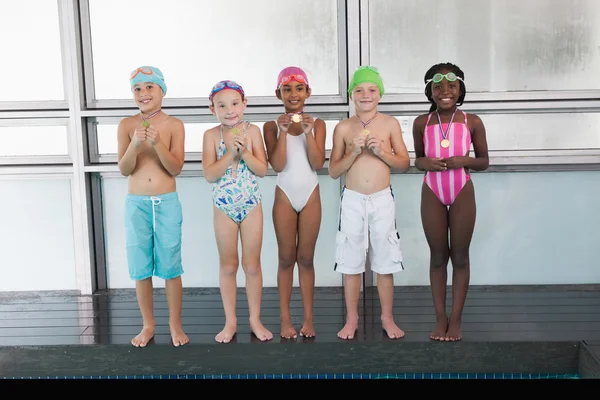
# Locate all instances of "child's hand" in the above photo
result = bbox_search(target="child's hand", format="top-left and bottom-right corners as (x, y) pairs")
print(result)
(442, 156), (468, 169)
(352, 133), (366, 155)
(366, 135), (382, 156)
(277, 114), (292, 133)
(301, 114), (314, 134)
(133, 127), (147, 147)
(146, 126), (161, 146)
(224, 136), (237, 159)
(421, 157), (447, 171)
(234, 133), (247, 154)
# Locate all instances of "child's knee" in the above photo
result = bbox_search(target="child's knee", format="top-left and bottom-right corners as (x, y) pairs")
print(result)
(241, 261), (261, 276)
(278, 253), (296, 269)
(296, 253), (314, 269)
(430, 252), (450, 269)
(450, 250), (469, 269)
(220, 262), (238, 276)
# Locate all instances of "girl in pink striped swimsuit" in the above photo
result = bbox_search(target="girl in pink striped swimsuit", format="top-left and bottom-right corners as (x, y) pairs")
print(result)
(412, 63), (489, 343)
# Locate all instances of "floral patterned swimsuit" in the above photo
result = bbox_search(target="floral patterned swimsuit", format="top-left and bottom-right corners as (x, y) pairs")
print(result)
(212, 122), (262, 224)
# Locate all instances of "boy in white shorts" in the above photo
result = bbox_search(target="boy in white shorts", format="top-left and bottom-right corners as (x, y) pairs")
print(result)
(328, 66), (410, 340)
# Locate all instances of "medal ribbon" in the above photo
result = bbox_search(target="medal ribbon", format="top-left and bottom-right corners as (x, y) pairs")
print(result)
(436, 108), (457, 142)
(359, 112), (378, 131)
(142, 109), (161, 123)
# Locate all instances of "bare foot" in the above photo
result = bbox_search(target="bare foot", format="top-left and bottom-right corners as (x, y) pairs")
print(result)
(250, 319), (273, 342)
(445, 318), (462, 341)
(170, 321), (189, 347)
(299, 318), (315, 338)
(430, 316), (448, 341)
(337, 317), (358, 340)
(280, 316), (297, 339)
(215, 323), (236, 343)
(381, 316), (404, 339)
(131, 326), (154, 347)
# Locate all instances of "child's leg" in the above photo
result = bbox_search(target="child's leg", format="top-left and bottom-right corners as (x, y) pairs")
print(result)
(153, 193), (188, 346)
(375, 273), (404, 339)
(239, 203), (273, 341)
(124, 194), (155, 347)
(333, 188), (368, 340)
(368, 188), (405, 339)
(133, 278), (155, 347)
(273, 187), (299, 339)
(338, 273), (361, 340)
(296, 186), (321, 338)
(420, 183), (451, 341)
(165, 276), (188, 346)
(213, 206), (241, 343)
(447, 180), (476, 341)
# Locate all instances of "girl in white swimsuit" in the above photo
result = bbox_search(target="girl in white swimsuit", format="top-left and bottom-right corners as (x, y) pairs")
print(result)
(263, 66), (327, 340)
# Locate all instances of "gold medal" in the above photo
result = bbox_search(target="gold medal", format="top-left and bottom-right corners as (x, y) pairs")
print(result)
(362, 129), (370, 136)
(292, 114), (301, 123)
(231, 128), (239, 135)
(441, 139), (450, 148)
(142, 120), (150, 128)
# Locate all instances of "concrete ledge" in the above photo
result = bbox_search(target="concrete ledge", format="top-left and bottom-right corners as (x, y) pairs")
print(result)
(579, 342), (600, 378)
(0, 341), (581, 378)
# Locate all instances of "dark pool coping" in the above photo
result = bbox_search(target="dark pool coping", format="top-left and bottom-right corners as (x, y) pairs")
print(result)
(0, 341), (590, 378)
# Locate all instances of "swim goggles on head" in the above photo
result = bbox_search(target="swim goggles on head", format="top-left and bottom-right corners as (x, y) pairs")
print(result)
(209, 80), (245, 101)
(278, 74), (308, 88)
(130, 67), (163, 80)
(426, 72), (463, 85)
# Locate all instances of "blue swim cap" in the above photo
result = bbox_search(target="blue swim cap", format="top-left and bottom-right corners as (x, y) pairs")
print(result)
(129, 66), (167, 95)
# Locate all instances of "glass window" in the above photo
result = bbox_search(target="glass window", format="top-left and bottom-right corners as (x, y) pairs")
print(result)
(0, 0), (64, 102)
(95, 119), (339, 157)
(87, 0), (340, 100)
(369, 0), (600, 94)
(397, 111), (600, 152)
(0, 124), (69, 159)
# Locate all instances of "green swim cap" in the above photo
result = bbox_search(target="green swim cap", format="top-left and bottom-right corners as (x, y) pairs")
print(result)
(348, 66), (384, 97)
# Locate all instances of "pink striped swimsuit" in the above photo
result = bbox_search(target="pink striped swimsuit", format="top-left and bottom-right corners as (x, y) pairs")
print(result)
(423, 109), (472, 206)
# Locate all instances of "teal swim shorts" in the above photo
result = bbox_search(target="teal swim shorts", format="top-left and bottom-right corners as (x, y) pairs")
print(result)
(124, 191), (183, 280)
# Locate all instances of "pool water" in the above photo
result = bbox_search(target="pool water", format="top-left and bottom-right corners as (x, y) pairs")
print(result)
(2, 373), (581, 379)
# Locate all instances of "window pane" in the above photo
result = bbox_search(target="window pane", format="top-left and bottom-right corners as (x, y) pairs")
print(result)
(97, 120), (338, 155)
(0, 1), (64, 101)
(369, 0), (600, 93)
(0, 125), (69, 157)
(397, 112), (600, 152)
(88, 0), (340, 100)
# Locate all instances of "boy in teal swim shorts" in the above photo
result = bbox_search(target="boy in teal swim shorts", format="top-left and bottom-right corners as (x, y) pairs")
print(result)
(117, 66), (188, 347)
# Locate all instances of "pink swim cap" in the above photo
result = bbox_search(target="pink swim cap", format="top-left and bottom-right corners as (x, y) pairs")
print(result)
(276, 66), (310, 90)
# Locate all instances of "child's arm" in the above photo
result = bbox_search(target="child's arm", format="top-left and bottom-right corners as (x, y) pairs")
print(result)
(147, 118), (185, 176)
(202, 129), (234, 183)
(368, 118), (409, 172)
(117, 119), (140, 176)
(328, 124), (361, 179)
(304, 117), (326, 170)
(241, 125), (268, 177)
(264, 120), (287, 172)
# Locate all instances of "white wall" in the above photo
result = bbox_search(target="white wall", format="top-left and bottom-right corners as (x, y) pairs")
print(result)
(385, 171), (600, 286)
(102, 170), (600, 289)
(0, 177), (77, 291)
